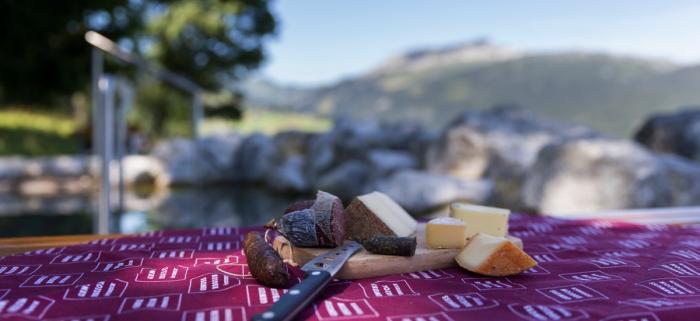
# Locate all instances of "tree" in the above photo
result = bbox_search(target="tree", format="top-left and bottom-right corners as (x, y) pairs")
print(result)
(0, 0), (276, 106)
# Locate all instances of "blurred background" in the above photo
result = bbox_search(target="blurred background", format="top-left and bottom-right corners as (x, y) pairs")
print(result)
(2, 0), (700, 236)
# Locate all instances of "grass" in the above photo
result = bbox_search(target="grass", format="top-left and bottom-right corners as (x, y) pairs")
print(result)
(0, 107), (330, 156)
(0, 109), (82, 156)
(203, 108), (332, 135)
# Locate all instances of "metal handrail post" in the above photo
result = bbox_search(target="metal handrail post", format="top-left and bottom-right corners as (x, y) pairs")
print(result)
(91, 48), (103, 155)
(192, 93), (203, 140)
(96, 76), (116, 234)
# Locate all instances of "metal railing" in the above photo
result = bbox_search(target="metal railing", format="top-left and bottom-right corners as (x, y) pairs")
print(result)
(86, 31), (204, 234)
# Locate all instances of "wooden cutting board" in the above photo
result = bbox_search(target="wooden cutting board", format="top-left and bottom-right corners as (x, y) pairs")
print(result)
(272, 223), (460, 279)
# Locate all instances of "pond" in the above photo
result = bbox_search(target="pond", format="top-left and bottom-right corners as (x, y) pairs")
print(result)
(0, 186), (313, 237)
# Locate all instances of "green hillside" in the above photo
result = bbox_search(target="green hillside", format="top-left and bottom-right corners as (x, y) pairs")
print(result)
(243, 45), (700, 137)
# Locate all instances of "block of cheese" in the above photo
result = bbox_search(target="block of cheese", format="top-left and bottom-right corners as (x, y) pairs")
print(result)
(426, 217), (468, 249)
(450, 202), (510, 238)
(455, 233), (537, 276)
(506, 235), (523, 250)
(345, 191), (418, 241)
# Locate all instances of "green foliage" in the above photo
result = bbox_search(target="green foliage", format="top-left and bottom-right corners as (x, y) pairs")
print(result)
(0, 0), (276, 104)
(0, 110), (82, 156)
(147, 0), (275, 89)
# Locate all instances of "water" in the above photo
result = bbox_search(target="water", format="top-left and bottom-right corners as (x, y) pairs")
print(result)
(0, 186), (312, 237)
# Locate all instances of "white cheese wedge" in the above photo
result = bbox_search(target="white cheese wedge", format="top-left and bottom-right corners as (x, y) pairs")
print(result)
(426, 217), (468, 249)
(506, 235), (523, 250)
(450, 202), (510, 238)
(345, 191), (418, 241)
(455, 233), (537, 276)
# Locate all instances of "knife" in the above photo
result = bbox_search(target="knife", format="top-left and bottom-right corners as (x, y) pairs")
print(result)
(251, 241), (362, 321)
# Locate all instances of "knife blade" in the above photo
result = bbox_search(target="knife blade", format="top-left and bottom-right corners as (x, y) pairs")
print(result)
(251, 241), (362, 321)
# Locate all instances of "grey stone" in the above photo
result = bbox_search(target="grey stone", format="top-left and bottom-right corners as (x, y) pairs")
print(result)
(153, 134), (242, 185)
(304, 133), (336, 183)
(374, 169), (493, 214)
(273, 130), (313, 158)
(266, 155), (309, 193)
(366, 149), (417, 177)
(316, 160), (371, 200)
(427, 106), (598, 210)
(152, 139), (202, 185)
(658, 155), (700, 206)
(233, 133), (276, 183)
(635, 107), (700, 161)
(522, 137), (681, 214)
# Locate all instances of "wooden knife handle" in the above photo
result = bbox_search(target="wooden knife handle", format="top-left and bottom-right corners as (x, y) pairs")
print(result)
(251, 270), (332, 321)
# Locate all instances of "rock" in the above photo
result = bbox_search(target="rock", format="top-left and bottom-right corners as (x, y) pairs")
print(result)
(266, 155), (309, 193)
(304, 133), (336, 183)
(373, 170), (493, 214)
(121, 155), (167, 187)
(522, 137), (681, 214)
(657, 155), (700, 206)
(316, 160), (371, 200)
(232, 133), (276, 183)
(428, 106), (597, 180)
(152, 139), (202, 185)
(332, 118), (385, 154)
(0, 156), (91, 180)
(153, 134), (242, 185)
(41, 156), (91, 177)
(366, 149), (417, 177)
(634, 107), (700, 161)
(0, 157), (31, 180)
(197, 134), (242, 173)
(427, 106), (597, 210)
(426, 125), (490, 179)
(273, 131), (313, 158)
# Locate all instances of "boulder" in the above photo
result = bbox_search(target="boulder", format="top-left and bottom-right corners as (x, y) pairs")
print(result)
(427, 106), (597, 209)
(273, 131), (313, 158)
(304, 133), (336, 182)
(0, 157), (31, 180)
(657, 155), (700, 206)
(232, 133), (276, 183)
(428, 106), (597, 180)
(332, 118), (385, 154)
(153, 134), (242, 185)
(197, 134), (242, 173)
(634, 107), (700, 162)
(316, 160), (371, 200)
(373, 170), (493, 214)
(521, 137), (700, 214)
(365, 149), (417, 177)
(266, 155), (309, 193)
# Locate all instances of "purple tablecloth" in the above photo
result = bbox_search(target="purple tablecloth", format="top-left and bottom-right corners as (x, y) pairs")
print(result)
(1, 214), (700, 320)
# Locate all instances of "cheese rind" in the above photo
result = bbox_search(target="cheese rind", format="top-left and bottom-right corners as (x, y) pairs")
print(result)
(426, 217), (468, 249)
(450, 202), (510, 238)
(455, 233), (536, 276)
(345, 191), (417, 241)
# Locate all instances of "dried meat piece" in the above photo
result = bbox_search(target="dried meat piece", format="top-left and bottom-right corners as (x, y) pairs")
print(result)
(274, 191), (345, 248)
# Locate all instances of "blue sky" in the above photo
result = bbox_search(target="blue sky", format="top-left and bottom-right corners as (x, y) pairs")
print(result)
(261, 0), (700, 86)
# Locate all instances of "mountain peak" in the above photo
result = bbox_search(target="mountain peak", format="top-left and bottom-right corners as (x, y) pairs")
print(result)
(371, 38), (521, 75)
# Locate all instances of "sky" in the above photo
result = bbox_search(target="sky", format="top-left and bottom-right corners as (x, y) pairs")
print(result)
(259, 0), (700, 86)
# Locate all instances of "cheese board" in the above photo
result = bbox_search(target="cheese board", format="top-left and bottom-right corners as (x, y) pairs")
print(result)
(272, 223), (459, 279)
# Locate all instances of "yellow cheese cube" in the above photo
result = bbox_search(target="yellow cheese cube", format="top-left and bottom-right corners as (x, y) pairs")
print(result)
(450, 202), (510, 238)
(426, 217), (468, 249)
